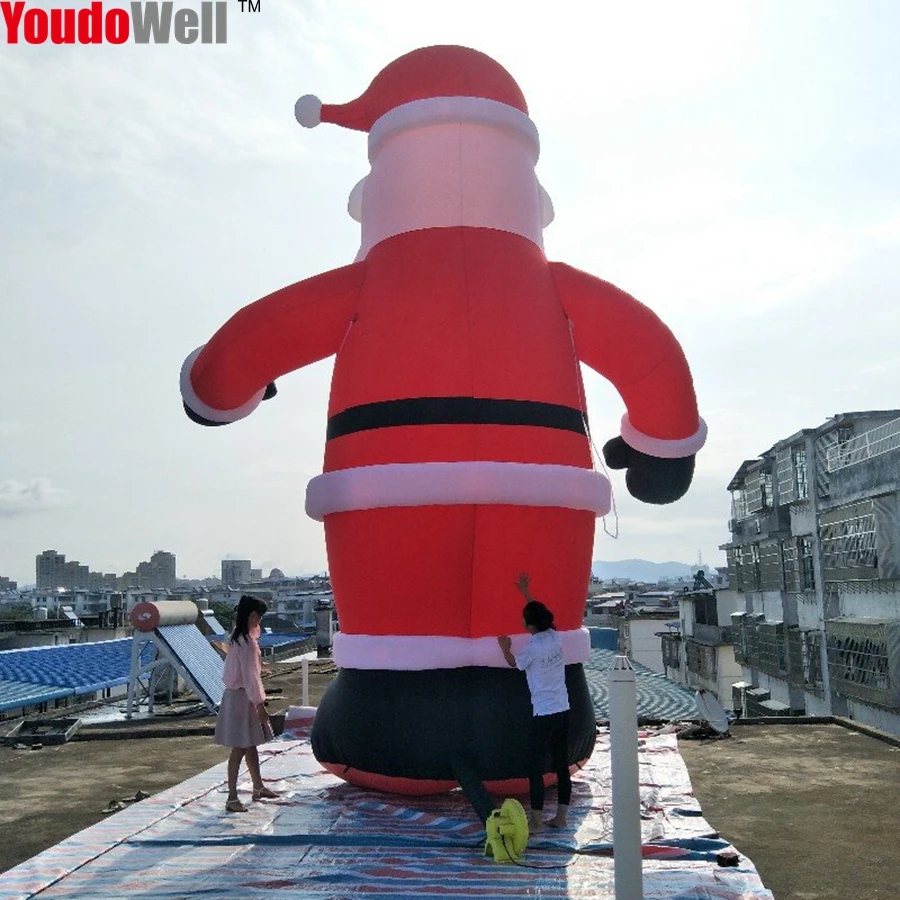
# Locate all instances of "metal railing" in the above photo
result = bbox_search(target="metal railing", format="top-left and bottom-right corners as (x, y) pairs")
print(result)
(826, 417), (900, 472)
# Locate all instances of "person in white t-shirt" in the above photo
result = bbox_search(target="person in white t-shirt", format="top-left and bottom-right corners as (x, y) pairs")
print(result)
(497, 572), (571, 832)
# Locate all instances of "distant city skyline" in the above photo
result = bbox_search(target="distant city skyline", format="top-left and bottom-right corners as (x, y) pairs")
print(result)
(2, 546), (718, 590)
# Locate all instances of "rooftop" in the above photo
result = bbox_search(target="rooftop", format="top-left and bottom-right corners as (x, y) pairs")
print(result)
(0, 665), (898, 898)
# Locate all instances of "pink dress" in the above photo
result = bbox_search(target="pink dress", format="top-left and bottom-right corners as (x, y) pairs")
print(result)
(214, 629), (268, 748)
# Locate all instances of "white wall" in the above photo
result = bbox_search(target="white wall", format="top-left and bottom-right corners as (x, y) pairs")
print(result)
(715, 589), (741, 621)
(846, 698), (900, 736)
(761, 592), (785, 621)
(838, 586), (900, 620)
(790, 505), (816, 534)
(627, 616), (678, 674)
(797, 595), (823, 630)
(804, 693), (831, 717)
(757, 672), (793, 706)
(716, 645), (743, 710)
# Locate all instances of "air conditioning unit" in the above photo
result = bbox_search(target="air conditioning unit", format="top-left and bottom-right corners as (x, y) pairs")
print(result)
(745, 687), (771, 717)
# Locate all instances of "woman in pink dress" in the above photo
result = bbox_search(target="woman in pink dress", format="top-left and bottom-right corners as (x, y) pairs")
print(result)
(215, 595), (279, 812)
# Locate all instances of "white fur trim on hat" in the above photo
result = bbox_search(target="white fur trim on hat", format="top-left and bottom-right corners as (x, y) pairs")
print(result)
(368, 96), (539, 162)
(295, 94), (322, 128)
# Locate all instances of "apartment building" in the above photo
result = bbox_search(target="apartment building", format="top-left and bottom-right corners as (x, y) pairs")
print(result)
(661, 587), (744, 709)
(723, 410), (900, 733)
(221, 559), (252, 588)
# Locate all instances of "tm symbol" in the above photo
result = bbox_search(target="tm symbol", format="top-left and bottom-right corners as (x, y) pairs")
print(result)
(237, 0), (260, 10)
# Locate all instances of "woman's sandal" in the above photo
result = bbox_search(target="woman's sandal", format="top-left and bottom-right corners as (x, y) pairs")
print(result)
(225, 798), (249, 813)
(252, 786), (281, 801)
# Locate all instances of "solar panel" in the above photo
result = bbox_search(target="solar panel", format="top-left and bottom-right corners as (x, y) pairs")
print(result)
(201, 611), (227, 636)
(155, 624), (225, 709)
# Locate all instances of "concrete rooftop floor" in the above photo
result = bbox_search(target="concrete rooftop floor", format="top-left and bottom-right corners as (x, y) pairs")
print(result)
(1, 663), (898, 899)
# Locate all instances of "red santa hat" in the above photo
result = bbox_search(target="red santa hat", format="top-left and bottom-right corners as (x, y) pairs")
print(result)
(295, 45), (529, 132)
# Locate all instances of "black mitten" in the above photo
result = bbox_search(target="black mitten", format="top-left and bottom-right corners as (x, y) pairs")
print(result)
(184, 383), (277, 426)
(183, 403), (224, 427)
(602, 436), (695, 504)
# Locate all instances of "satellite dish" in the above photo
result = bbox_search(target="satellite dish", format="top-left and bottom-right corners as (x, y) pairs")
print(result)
(695, 690), (730, 734)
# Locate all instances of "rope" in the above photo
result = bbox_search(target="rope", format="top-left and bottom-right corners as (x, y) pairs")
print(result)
(565, 317), (619, 540)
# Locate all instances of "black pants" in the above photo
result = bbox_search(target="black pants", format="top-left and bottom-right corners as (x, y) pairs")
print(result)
(528, 710), (571, 811)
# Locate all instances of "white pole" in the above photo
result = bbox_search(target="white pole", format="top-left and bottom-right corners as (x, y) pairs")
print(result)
(609, 655), (643, 900)
(125, 632), (141, 719)
(302, 657), (310, 706)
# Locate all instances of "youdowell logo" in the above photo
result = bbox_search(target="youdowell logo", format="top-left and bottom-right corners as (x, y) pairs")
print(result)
(1, 1), (230, 44)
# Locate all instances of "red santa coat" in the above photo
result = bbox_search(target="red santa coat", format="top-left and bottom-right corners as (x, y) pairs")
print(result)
(181, 89), (706, 675)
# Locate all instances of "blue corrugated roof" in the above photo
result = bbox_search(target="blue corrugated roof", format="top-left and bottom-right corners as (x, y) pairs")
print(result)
(208, 633), (310, 649)
(0, 680), (75, 713)
(584, 649), (698, 720)
(257, 633), (309, 648)
(0, 639), (138, 693)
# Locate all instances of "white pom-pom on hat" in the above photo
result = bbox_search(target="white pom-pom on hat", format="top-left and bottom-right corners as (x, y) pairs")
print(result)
(295, 94), (322, 128)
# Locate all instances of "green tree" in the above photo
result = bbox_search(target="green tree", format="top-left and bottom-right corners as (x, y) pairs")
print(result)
(209, 600), (236, 633)
(0, 603), (36, 621)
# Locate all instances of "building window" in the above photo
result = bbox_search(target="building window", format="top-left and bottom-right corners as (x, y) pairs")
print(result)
(731, 489), (749, 522)
(750, 543), (762, 590)
(820, 500), (878, 579)
(793, 447), (808, 500)
(800, 537), (815, 590)
(781, 540), (800, 592)
(694, 594), (718, 626)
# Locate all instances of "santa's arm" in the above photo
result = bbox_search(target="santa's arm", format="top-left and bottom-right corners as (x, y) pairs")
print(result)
(550, 262), (706, 503)
(181, 262), (367, 426)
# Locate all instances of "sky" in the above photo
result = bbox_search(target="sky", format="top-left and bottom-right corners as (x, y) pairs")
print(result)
(2, 1), (899, 586)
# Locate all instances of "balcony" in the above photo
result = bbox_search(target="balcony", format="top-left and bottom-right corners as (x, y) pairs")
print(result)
(692, 623), (733, 646)
(826, 417), (900, 472)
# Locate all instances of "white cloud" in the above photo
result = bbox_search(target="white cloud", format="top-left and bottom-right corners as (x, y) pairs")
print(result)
(0, 478), (72, 517)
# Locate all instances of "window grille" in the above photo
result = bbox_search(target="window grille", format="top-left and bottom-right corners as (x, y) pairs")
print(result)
(661, 635), (681, 670)
(820, 501), (878, 582)
(793, 447), (809, 500)
(686, 640), (717, 679)
(825, 618), (900, 707)
(731, 489), (749, 522)
(731, 613), (747, 663)
(781, 539), (800, 592)
(745, 614), (764, 662)
(745, 469), (770, 515)
(800, 537), (816, 590)
(693, 594), (718, 626)
(776, 447), (795, 504)
(726, 547), (741, 587)
(786, 627), (804, 683)
(739, 544), (761, 592)
(759, 540), (783, 591)
(804, 630), (823, 691)
(755, 621), (787, 676)
(825, 417), (900, 472)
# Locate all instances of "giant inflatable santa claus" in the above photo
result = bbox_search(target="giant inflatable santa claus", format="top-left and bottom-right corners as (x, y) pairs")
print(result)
(181, 45), (706, 811)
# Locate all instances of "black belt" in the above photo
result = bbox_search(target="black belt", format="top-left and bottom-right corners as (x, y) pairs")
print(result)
(327, 397), (587, 440)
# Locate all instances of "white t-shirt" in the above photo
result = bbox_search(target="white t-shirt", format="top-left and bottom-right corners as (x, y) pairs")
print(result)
(514, 629), (570, 717)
